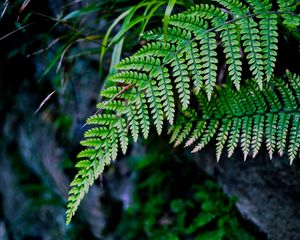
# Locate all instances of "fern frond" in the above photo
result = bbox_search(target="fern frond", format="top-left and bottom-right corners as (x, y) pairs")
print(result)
(227, 118), (242, 158)
(277, 113), (291, 157)
(170, 73), (300, 163)
(277, 0), (300, 30)
(215, 0), (248, 15)
(169, 14), (208, 35)
(288, 71), (300, 103)
(84, 127), (109, 138)
(109, 71), (147, 85)
(185, 121), (207, 147)
(143, 27), (192, 45)
(87, 114), (116, 125)
(187, 4), (228, 25)
(101, 86), (135, 99)
(116, 56), (161, 72)
(150, 67), (175, 124)
(251, 114), (265, 158)
(169, 123), (182, 144)
(117, 117), (129, 154)
(241, 18), (264, 88)
(66, 0), (299, 223)
(136, 42), (175, 58)
(136, 91), (150, 139)
(184, 42), (203, 91)
(216, 0), (264, 88)
(216, 119), (232, 161)
(66, 156), (104, 224)
(220, 24), (242, 89)
(170, 53), (190, 108)
(288, 114), (300, 164)
(266, 113), (278, 159)
(97, 100), (127, 113)
(263, 85), (281, 112)
(241, 116), (253, 160)
(127, 104), (140, 142)
(145, 79), (164, 134)
(275, 78), (297, 110)
(191, 120), (219, 153)
(248, 0), (278, 81)
(200, 32), (218, 100)
(174, 122), (193, 147)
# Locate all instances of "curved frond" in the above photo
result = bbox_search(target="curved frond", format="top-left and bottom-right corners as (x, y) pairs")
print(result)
(66, 0), (299, 224)
(170, 73), (300, 163)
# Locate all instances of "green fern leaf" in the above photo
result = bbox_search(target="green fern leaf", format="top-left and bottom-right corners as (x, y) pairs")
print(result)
(169, 13), (208, 35)
(251, 115), (265, 158)
(128, 104), (140, 142)
(216, 119), (232, 161)
(169, 74), (300, 163)
(275, 78), (297, 110)
(145, 80), (164, 134)
(84, 127), (109, 138)
(185, 121), (207, 147)
(288, 71), (300, 103)
(277, 113), (291, 157)
(277, 0), (300, 30)
(248, 0), (278, 81)
(170, 53), (190, 108)
(191, 120), (219, 153)
(187, 4), (228, 26)
(216, 0), (264, 88)
(184, 42), (203, 92)
(288, 114), (300, 164)
(227, 118), (242, 158)
(116, 56), (161, 72)
(136, 42), (175, 58)
(169, 123), (182, 144)
(117, 118), (129, 154)
(220, 24), (242, 89)
(152, 67), (175, 124)
(266, 113), (278, 159)
(143, 27), (191, 43)
(200, 32), (218, 100)
(174, 122), (193, 147)
(241, 116), (253, 160)
(66, 0), (299, 223)
(215, 0), (248, 15)
(137, 91), (150, 139)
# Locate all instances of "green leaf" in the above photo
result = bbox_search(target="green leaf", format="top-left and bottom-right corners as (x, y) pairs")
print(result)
(164, 0), (177, 40)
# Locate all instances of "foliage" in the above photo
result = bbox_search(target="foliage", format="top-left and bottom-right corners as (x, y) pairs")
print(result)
(170, 72), (300, 163)
(113, 142), (255, 239)
(66, 0), (299, 223)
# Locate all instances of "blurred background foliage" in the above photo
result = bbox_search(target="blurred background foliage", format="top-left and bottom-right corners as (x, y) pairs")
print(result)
(112, 139), (255, 240)
(1, 0), (297, 239)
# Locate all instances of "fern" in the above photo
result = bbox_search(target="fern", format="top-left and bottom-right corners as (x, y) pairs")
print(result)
(170, 74), (300, 164)
(66, 0), (299, 224)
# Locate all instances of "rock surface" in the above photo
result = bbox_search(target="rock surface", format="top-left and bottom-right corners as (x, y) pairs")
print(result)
(195, 149), (300, 240)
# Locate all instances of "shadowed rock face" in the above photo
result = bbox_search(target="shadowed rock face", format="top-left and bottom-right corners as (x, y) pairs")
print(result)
(194, 148), (300, 240)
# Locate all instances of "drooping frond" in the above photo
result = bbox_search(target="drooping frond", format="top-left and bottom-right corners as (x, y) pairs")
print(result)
(216, 0), (264, 88)
(66, 0), (299, 224)
(247, 0), (278, 81)
(169, 73), (300, 164)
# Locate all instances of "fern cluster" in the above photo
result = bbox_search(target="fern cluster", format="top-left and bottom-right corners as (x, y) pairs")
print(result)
(66, 0), (299, 224)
